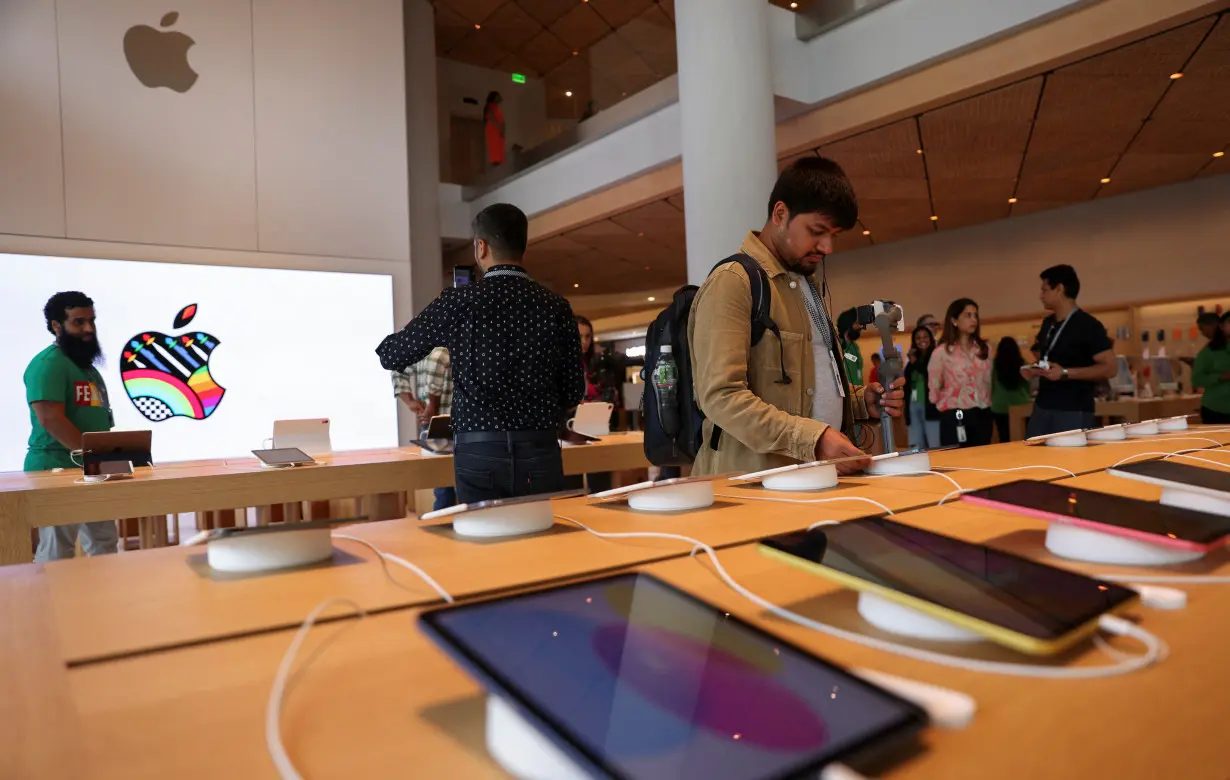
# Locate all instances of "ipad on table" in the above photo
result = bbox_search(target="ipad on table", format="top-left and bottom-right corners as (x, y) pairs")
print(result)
(963, 479), (1230, 552)
(420, 489), (585, 521)
(759, 514), (1138, 656)
(419, 571), (927, 780)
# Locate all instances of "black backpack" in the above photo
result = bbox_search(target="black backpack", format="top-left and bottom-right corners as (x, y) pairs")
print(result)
(641, 254), (783, 466)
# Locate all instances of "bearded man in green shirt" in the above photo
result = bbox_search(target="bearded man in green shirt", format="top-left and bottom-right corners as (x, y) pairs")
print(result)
(24, 291), (119, 561)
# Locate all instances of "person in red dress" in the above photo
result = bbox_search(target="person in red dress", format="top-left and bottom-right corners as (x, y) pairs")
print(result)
(484, 91), (506, 168)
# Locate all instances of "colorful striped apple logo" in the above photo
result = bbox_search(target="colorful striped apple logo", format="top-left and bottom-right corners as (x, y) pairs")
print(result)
(120, 304), (226, 422)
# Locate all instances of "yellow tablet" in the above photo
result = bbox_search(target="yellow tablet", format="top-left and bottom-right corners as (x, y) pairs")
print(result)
(758, 516), (1139, 656)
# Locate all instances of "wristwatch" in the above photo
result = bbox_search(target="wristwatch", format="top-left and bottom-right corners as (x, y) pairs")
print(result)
(1060, 367), (1070, 381)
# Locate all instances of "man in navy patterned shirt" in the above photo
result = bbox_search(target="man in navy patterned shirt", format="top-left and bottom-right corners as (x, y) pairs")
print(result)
(377, 203), (586, 503)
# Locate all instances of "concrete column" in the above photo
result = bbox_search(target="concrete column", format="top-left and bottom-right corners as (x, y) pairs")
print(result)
(404, 0), (443, 314)
(675, 0), (778, 285)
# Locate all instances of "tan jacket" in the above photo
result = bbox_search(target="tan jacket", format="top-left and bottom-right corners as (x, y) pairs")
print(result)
(688, 231), (869, 476)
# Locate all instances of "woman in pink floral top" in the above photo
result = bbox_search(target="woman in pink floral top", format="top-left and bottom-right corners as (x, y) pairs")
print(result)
(928, 298), (993, 447)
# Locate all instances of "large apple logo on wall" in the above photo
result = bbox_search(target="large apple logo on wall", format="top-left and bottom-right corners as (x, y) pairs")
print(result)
(120, 304), (226, 422)
(123, 12), (198, 93)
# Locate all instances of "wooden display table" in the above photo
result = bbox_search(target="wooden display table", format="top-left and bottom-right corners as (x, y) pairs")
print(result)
(61, 503), (1230, 780)
(0, 434), (649, 566)
(43, 482), (930, 665)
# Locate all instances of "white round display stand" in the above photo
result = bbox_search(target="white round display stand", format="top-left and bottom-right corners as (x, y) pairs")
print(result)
(1160, 486), (1230, 517)
(857, 591), (981, 642)
(454, 502), (555, 538)
(1158, 417), (1189, 432)
(1044, 430), (1088, 448)
(1045, 522), (1204, 566)
(1125, 420), (1160, 437)
(865, 452), (932, 476)
(1088, 425), (1127, 442)
(627, 480), (715, 512)
(762, 464), (838, 492)
(486, 695), (588, 780)
(207, 527), (334, 573)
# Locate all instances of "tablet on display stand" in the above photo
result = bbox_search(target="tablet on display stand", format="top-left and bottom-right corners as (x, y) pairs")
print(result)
(590, 475), (720, 512)
(1124, 419), (1161, 437)
(963, 480), (1230, 566)
(1109, 461), (1230, 518)
(420, 489), (585, 538)
(732, 455), (869, 492)
(1157, 414), (1193, 432)
(1087, 423), (1128, 442)
(864, 450), (930, 476)
(1024, 429), (1089, 448)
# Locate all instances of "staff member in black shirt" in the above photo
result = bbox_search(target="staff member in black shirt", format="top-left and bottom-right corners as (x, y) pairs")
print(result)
(376, 203), (586, 502)
(1023, 265), (1116, 436)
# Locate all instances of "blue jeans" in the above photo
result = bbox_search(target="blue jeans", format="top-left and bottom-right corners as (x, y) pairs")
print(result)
(432, 487), (457, 512)
(908, 400), (941, 450)
(453, 436), (565, 504)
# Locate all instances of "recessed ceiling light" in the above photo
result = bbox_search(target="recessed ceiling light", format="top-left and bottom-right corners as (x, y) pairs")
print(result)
(930, 215), (938, 221)
(474, 23), (481, 29)
(1008, 197), (1017, 204)
(790, 1), (798, 7)
(1215, 151), (1226, 158)
(916, 149), (923, 154)
(637, 232), (644, 237)
(647, 296), (656, 302)
(1100, 177), (1111, 184)
(572, 50), (579, 56)
(862, 230), (871, 236)
(1170, 72), (1183, 79)
(573, 283), (579, 288)
(565, 90), (573, 97)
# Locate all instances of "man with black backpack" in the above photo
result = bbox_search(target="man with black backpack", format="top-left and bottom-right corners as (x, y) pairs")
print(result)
(682, 156), (903, 477)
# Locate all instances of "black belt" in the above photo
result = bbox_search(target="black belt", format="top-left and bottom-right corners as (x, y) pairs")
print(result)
(454, 430), (558, 445)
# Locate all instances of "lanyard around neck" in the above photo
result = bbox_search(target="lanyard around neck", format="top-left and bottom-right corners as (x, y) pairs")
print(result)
(1042, 308), (1078, 361)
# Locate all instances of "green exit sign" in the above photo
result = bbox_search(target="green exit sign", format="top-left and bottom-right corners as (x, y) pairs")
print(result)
(511, 73), (527, 84)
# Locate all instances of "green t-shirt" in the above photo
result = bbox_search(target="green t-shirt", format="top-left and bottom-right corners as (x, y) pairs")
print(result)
(841, 341), (864, 386)
(991, 370), (1033, 414)
(1193, 345), (1230, 414)
(24, 345), (114, 471)
(910, 368), (927, 404)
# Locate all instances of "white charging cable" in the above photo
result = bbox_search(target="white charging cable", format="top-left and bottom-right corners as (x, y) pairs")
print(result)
(939, 465), (1078, 478)
(268, 598), (365, 780)
(714, 494), (896, 516)
(266, 535), (455, 780)
(330, 533), (454, 603)
(554, 515), (1168, 679)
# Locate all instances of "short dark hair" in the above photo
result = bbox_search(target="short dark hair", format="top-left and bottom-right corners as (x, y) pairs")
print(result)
(44, 291), (94, 335)
(1197, 312), (1220, 328)
(766, 156), (858, 231)
(473, 203), (528, 262)
(1040, 264), (1081, 299)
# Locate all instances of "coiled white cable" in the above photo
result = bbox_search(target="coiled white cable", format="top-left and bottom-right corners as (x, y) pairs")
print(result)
(714, 494), (895, 516)
(554, 515), (1168, 679)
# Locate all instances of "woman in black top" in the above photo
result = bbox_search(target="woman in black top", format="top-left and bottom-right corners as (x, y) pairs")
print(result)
(903, 325), (941, 449)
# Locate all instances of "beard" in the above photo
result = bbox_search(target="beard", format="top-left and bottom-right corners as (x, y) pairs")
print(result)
(782, 255), (822, 277)
(57, 331), (103, 368)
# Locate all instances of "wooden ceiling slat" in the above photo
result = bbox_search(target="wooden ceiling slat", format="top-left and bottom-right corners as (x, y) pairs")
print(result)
(500, 10), (1230, 301)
